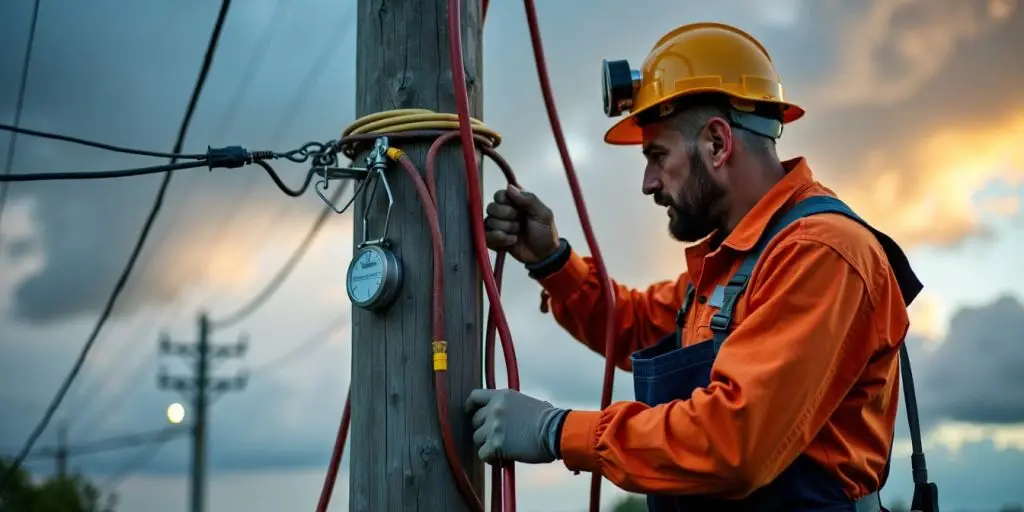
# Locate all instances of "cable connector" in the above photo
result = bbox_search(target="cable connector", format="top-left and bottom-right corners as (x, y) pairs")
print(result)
(206, 146), (259, 170)
(432, 341), (448, 372)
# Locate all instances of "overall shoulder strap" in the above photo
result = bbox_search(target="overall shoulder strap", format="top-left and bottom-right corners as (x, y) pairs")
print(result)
(709, 195), (923, 347)
(709, 195), (861, 349)
(707, 194), (936, 506)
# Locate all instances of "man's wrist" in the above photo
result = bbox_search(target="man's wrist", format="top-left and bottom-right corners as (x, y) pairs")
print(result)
(544, 408), (570, 460)
(526, 238), (571, 279)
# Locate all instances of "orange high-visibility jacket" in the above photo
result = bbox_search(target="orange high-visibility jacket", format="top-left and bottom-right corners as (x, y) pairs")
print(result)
(539, 158), (909, 500)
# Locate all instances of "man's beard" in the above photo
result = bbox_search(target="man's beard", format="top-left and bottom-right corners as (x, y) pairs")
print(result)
(664, 149), (727, 243)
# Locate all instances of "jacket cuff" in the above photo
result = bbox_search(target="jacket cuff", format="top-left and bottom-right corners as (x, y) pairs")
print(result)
(526, 238), (571, 278)
(536, 250), (592, 302)
(559, 410), (603, 474)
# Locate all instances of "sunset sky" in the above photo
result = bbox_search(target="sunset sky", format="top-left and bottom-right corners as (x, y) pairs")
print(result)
(1, 0), (1023, 510)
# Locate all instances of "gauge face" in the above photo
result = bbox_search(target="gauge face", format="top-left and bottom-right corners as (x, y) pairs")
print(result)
(347, 247), (385, 305)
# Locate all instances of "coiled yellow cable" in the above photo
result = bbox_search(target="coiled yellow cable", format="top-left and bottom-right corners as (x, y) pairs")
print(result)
(341, 108), (502, 147)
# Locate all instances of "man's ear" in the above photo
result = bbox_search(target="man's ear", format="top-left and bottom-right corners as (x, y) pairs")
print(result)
(704, 117), (733, 168)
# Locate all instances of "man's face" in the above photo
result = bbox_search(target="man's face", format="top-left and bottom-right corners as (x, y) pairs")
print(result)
(640, 120), (727, 243)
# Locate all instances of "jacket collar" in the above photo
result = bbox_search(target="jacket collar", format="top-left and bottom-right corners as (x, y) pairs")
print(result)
(719, 157), (816, 252)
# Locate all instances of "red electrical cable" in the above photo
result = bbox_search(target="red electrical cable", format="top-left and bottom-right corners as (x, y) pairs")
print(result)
(520, 2), (619, 511)
(447, 1), (525, 511)
(317, 2), (617, 511)
(314, 135), (520, 512)
(315, 396), (350, 512)
(446, 2), (521, 395)
(395, 151), (487, 511)
(427, 131), (522, 512)
(450, 1), (616, 511)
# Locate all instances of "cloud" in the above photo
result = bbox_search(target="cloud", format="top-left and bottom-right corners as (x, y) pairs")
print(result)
(913, 295), (1024, 424)
(779, 0), (1024, 249)
(813, 0), (1018, 109)
(0, 0), (357, 323)
(829, 110), (1024, 249)
(906, 292), (949, 341)
(1, 2), (1023, 510)
(753, 0), (806, 29)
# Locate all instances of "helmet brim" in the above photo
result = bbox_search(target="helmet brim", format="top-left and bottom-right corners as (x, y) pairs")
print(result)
(603, 91), (806, 146)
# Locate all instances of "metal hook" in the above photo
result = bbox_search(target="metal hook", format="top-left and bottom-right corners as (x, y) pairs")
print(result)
(316, 177), (347, 214)
(314, 137), (391, 216)
(359, 166), (394, 247)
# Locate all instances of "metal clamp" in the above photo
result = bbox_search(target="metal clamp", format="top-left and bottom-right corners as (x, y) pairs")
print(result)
(314, 137), (391, 214)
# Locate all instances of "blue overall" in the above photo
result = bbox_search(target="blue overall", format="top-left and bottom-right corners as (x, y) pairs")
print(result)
(629, 196), (923, 512)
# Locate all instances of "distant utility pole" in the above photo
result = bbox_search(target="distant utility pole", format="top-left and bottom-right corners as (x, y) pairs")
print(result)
(55, 421), (67, 478)
(158, 313), (248, 512)
(349, 0), (484, 511)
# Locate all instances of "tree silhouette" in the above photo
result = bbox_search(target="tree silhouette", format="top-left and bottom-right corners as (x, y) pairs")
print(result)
(0, 459), (116, 512)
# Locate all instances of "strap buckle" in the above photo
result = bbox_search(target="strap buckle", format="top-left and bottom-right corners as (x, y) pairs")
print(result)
(709, 312), (731, 332)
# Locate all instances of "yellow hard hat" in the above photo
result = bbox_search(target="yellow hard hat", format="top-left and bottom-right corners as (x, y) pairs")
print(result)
(601, 22), (805, 146)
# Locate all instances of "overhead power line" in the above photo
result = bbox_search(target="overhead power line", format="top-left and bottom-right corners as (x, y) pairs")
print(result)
(0, 0), (235, 488)
(0, 126), (338, 200)
(68, 1), (340, 426)
(0, 123), (206, 160)
(209, 179), (359, 330)
(0, 0), (42, 247)
(0, 159), (211, 181)
(269, 1), (356, 145)
(100, 430), (184, 492)
(23, 427), (188, 461)
(249, 312), (350, 374)
(213, 0), (291, 138)
(194, 2), (358, 311)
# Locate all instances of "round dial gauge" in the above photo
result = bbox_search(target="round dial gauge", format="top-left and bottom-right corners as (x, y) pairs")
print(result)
(346, 244), (402, 311)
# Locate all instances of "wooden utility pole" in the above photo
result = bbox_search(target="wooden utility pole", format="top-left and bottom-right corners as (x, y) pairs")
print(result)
(349, 0), (485, 511)
(158, 313), (249, 512)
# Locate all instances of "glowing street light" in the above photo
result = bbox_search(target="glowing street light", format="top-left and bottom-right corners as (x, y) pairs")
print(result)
(166, 402), (186, 424)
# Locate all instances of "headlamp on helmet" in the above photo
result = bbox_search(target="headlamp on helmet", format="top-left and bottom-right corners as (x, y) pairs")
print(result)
(602, 59), (640, 118)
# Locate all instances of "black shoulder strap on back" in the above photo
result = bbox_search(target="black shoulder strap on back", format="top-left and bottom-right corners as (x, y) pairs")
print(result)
(709, 195), (939, 511)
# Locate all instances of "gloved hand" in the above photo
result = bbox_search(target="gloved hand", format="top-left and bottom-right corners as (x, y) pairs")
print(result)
(483, 184), (561, 265)
(465, 388), (569, 464)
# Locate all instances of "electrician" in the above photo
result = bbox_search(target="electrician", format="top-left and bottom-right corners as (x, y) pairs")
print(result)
(465, 22), (924, 511)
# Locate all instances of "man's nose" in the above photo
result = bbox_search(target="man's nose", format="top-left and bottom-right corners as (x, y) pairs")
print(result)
(641, 166), (661, 196)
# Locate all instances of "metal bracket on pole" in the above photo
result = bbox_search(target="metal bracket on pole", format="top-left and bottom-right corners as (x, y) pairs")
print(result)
(314, 137), (390, 214)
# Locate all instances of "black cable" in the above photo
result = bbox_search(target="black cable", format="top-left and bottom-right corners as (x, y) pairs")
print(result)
(269, 2), (356, 144)
(0, 160), (208, 181)
(0, 0), (42, 247)
(209, 178), (359, 330)
(0, 0), (235, 488)
(0, 143), (326, 200)
(249, 313), (350, 374)
(69, 3), (333, 425)
(254, 159), (317, 197)
(191, 2), (356, 301)
(100, 430), (184, 492)
(72, 357), (154, 436)
(0, 123), (207, 160)
(212, 0), (291, 138)
(22, 427), (188, 460)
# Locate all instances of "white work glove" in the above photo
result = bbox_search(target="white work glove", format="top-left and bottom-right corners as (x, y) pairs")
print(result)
(465, 388), (569, 464)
